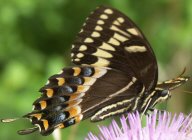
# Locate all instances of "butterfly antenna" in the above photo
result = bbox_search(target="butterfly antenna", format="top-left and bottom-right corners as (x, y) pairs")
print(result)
(182, 90), (192, 95)
(177, 67), (187, 78)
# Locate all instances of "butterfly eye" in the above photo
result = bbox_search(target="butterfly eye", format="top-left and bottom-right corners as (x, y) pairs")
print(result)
(160, 90), (169, 97)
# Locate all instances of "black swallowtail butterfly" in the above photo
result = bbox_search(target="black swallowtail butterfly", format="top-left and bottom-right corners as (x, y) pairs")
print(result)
(1, 6), (190, 136)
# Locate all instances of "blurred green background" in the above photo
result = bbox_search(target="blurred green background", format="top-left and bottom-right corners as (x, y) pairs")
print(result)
(0, 0), (192, 140)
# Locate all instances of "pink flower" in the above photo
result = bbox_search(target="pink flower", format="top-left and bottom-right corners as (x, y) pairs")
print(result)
(85, 110), (192, 140)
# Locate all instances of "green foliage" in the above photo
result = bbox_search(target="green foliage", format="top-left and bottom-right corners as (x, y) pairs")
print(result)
(0, 0), (191, 140)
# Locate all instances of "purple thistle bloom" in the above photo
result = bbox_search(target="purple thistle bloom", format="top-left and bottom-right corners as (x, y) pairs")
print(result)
(85, 110), (192, 140)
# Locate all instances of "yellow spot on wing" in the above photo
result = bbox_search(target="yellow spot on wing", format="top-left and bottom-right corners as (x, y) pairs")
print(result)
(79, 29), (83, 33)
(68, 106), (81, 117)
(91, 58), (110, 67)
(69, 93), (85, 100)
(84, 38), (94, 43)
(97, 20), (105, 25)
(77, 85), (90, 92)
(117, 17), (124, 23)
(99, 42), (115, 51)
(95, 25), (103, 31)
(42, 119), (49, 130)
(75, 114), (83, 123)
(74, 58), (80, 62)
(110, 25), (129, 37)
(76, 53), (84, 58)
(100, 14), (108, 19)
(71, 53), (74, 57)
(127, 28), (139, 36)
(91, 31), (100, 37)
(56, 78), (65, 86)
(58, 123), (64, 129)
(113, 20), (120, 26)
(93, 67), (107, 78)
(93, 49), (113, 58)
(30, 114), (42, 120)
(79, 45), (87, 51)
(113, 33), (128, 42)
(40, 101), (47, 109)
(108, 38), (120, 46)
(46, 89), (54, 97)
(104, 9), (113, 14)
(125, 46), (147, 53)
(72, 67), (81, 76)
(68, 99), (82, 107)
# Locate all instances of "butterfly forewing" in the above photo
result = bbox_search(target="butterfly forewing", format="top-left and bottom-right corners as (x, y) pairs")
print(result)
(71, 6), (158, 90)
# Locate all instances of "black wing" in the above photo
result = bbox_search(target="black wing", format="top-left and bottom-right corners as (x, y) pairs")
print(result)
(71, 6), (158, 90)
(1, 6), (158, 136)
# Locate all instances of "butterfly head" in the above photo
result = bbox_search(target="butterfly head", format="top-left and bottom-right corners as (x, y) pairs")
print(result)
(148, 76), (190, 109)
(155, 88), (171, 102)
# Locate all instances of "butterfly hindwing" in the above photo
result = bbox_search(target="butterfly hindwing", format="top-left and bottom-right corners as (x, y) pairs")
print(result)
(23, 66), (102, 135)
(71, 6), (158, 90)
(23, 66), (144, 135)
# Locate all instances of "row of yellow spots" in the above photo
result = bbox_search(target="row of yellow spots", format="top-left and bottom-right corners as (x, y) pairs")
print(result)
(73, 8), (141, 63)
(79, 9), (112, 34)
(73, 9), (115, 64)
(32, 102), (83, 131)
(35, 97), (84, 131)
